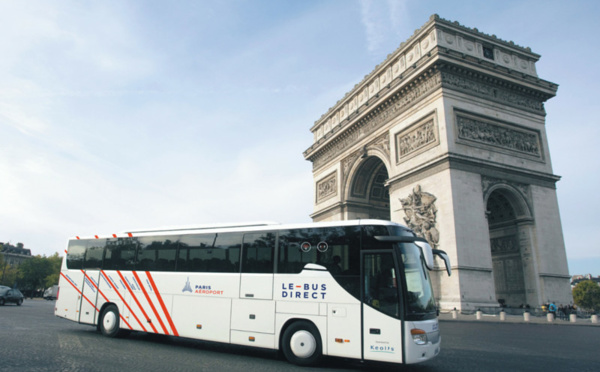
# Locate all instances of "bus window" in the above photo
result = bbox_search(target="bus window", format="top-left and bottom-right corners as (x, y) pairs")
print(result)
(178, 233), (241, 273)
(212, 233), (241, 272)
(83, 239), (106, 269)
(363, 252), (400, 318)
(103, 238), (137, 271)
(136, 236), (178, 271)
(242, 232), (275, 273)
(177, 234), (216, 272)
(66, 240), (87, 269)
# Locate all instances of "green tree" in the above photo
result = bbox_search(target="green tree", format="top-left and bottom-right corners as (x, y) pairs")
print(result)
(0, 255), (19, 287)
(44, 253), (63, 288)
(17, 255), (53, 296)
(572, 280), (600, 312)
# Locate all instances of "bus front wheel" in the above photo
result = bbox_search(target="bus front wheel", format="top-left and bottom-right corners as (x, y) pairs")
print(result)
(100, 304), (123, 338)
(281, 321), (323, 366)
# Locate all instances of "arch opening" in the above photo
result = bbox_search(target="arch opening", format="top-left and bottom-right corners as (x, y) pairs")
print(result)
(487, 190), (528, 307)
(346, 156), (390, 220)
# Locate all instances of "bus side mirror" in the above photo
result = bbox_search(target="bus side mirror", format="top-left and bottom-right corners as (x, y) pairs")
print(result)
(433, 249), (451, 276)
(415, 240), (435, 271)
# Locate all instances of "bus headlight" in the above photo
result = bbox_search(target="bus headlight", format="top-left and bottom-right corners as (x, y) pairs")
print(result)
(410, 329), (428, 345)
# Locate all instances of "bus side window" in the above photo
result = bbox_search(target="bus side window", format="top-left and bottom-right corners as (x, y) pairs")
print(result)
(242, 232), (275, 273)
(137, 236), (178, 272)
(66, 240), (87, 270)
(83, 240), (106, 270)
(177, 234), (215, 273)
(212, 233), (242, 273)
(103, 238), (137, 271)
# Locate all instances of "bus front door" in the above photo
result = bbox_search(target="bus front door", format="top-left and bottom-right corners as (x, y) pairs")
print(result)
(362, 251), (403, 363)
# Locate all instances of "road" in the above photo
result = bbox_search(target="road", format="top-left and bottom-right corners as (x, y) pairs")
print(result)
(0, 300), (598, 371)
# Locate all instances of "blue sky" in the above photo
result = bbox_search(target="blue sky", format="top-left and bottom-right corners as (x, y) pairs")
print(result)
(1, 0), (599, 276)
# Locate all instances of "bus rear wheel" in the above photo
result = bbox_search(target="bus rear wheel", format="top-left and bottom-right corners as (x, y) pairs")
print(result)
(281, 321), (322, 366)
(100, 304), (123, 338)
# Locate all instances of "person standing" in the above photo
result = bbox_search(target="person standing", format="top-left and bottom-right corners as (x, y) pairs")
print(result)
(549, 302), (557, 319)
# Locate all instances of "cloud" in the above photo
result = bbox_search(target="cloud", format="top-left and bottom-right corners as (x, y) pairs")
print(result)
(359, 0), (410, 55)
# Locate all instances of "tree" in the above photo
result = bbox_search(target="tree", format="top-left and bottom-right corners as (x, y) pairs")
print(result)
(0, 255), (19, 287)
(17, 256), (53, 296)
(572, 280), (600, 313)
(44, 253), (62, 288)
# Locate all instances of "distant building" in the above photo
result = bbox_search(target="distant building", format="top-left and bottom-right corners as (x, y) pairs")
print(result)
(570, 274), (600, 288)
(0, 242), (33, 267)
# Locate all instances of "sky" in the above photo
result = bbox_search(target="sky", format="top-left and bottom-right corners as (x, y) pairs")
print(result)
(1, 0), (599, 276)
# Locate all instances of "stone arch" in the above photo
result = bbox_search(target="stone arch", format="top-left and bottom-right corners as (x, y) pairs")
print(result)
(484, 184), (534, 307)
(343, 152), (391, 220)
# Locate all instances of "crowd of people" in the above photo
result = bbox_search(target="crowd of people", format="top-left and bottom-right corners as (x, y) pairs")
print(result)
(542, 302), (577, 320)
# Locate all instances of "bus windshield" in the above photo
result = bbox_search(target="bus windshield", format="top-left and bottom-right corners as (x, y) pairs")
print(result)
(399, 242), (437, 320)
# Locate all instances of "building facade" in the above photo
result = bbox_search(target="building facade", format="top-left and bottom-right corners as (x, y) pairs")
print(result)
(303, 15), (572, 310)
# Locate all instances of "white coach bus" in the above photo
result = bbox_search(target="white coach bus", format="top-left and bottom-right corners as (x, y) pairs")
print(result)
(55, 220), (451, 366)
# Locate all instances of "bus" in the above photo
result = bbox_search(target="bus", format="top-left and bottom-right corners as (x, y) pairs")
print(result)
(55, 219), (451, 366)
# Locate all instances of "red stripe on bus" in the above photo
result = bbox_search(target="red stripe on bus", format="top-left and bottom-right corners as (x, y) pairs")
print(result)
(81, 270), (133, 330)
(101, 271), (146, 332)
(146, 272), (179, 337)
(117, 271), (159, 334)
(132, 271), (169, 335)
(60, 272), (98, 312)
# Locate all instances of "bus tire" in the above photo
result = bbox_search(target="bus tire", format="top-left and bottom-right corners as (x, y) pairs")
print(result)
(99, 304), (122, 338)
(281, 320), (323, 366)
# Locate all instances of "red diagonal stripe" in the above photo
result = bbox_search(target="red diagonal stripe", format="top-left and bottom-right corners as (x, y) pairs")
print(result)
(146, 271), (179, 337)
(82, 270), (132, 330)
(132, 271), (169, 335)
(117, 271), (158, 334)
(60, 272), (98, 312)
(101, 271), (145, 331)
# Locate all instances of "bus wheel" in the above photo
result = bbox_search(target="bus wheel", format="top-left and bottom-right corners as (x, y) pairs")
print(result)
(100, 305), (122, 338)
(281, 321), (322, 366)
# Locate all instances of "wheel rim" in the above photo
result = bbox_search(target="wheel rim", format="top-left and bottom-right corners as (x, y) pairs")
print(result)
(103, 311), (117, 332)
(289, 330), (316, 359)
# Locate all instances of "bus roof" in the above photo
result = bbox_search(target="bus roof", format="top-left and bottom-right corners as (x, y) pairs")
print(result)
(69, 219), (407, 241)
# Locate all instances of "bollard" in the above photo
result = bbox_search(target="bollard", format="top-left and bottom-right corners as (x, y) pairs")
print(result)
(451, 308), (458, 319)
(524, 311), (530, 322)
(547, 313), (554, 322)
(592, 314), (598, 324)
(476, 310), (482, 320)
(570, 314), (577, 323)
(500, 311), (506, 321)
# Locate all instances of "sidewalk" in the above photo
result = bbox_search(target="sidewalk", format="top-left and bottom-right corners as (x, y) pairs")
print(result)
(438, 311), (600, 326)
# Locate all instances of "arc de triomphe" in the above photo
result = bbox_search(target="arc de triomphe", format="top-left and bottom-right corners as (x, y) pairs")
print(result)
(303, 15), (572, 310)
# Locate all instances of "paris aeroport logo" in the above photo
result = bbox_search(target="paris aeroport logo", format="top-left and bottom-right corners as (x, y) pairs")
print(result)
(182, 277), (223, 295)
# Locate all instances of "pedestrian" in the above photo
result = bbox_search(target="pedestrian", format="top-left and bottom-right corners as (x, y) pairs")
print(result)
(548, 302), (557, 318)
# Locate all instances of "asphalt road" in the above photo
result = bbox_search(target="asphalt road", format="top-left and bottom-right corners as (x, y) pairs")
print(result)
(0, 300), (598, 371)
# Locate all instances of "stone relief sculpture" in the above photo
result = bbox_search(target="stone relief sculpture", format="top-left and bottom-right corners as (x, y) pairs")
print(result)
(457, 115), (541, 157)
(400, 185), (439, 249)
(316, 172), (337, 203)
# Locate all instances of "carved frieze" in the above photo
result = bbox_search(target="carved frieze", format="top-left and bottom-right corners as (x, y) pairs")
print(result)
(400, 185), (439, 249)
(311, 71), (442, 170)
(316, 172), (337, 204)
(457, 114), (542, 158)
(442, 71), (545, 113)
(396, 114), (439, 163)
